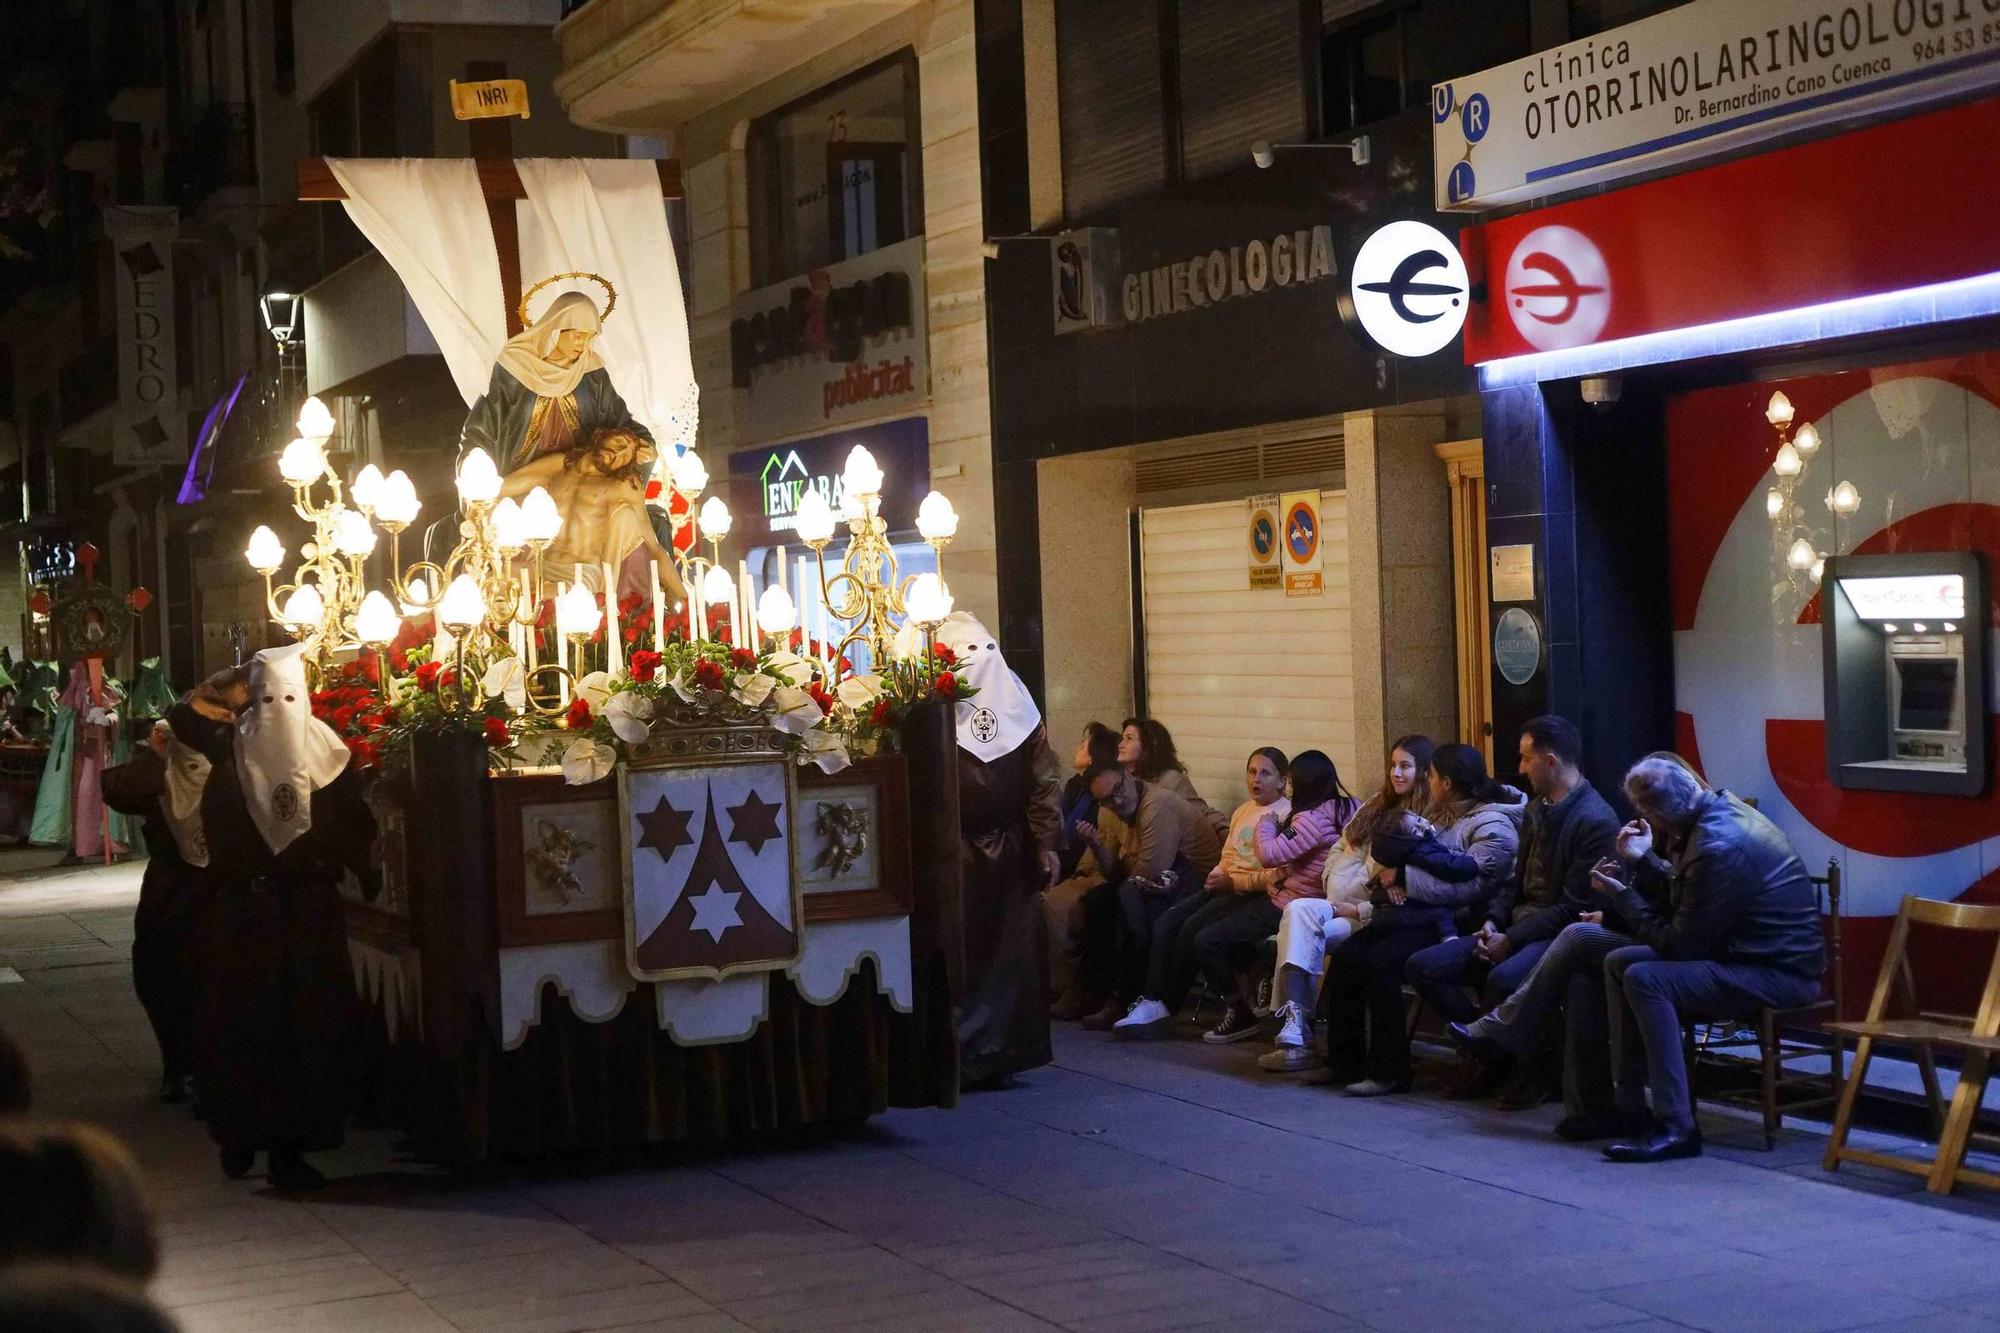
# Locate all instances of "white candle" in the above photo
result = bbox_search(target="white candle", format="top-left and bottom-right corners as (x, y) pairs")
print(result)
(649, 562), (666, 653)
(777, 547), (789, 598)
(738, 560), (755, 652)
(695, 576), (708, 642)
(601, 561), (623, 676)
(685, 589), (699, 645)
(796, 556), (809, 651)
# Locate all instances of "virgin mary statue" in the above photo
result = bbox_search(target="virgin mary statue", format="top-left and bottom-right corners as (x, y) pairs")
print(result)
(461, 287), (684, 604)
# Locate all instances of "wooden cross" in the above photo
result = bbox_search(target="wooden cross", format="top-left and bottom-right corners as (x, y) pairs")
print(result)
(296, 62), (683, 338)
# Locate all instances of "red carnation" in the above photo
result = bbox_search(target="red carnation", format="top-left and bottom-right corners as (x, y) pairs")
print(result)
(630, 649), (662, 683)
(730, 647), (757, 670)
(691, 659), (725, 692)
(870, 699), (894, 727)
(565, 698), (593, 731)
(347, 738), (379, 768)
(414, 660), (442, 691)
(932, 644), (957, 666)
(808, 683), (834, 715)
(483, 717), (511, 747)
(934, 672), (958, 699)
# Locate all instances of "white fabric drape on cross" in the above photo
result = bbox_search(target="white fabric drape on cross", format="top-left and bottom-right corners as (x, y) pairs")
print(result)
(516, 158), (699, 453)
(326, 158), (506, 405)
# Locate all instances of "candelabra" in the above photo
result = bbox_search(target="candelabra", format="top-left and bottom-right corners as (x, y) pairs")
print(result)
(791, 445), (959, 666)
(1762, 390), (1859, 590)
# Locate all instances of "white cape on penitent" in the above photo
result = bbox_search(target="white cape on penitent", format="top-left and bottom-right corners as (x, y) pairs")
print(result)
(237, 644), (350, 856)
(896, 612), (1043, 765)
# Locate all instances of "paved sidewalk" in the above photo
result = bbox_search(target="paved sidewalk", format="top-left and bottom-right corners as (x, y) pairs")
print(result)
(6, 860), (2000, 1332)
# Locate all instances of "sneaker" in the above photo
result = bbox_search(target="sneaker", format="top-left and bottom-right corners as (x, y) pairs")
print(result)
(1258, 1044), (1326, 1073)
(1078, 1000), (1124, 1032)
(1270, 1001), (1308, 1049)
(1252, 975), (1274, 1017)
(1343, 1077), (1412, 1097)
(1111, 997), (1172, 1036)
(1203, 1002), (1263, 1044)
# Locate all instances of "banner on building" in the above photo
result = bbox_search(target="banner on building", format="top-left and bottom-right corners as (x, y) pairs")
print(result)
(1279, 490), (1323, 598)
(1247, 493), (1281, 590)
(1434, 0), (2000, 212)
(103, 205), (184, 468)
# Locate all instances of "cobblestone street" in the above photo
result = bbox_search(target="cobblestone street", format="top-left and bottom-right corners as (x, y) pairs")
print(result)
(6, 858), (2000, 1332)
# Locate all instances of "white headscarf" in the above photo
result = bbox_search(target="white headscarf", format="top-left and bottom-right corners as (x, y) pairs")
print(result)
(896, 612), (1042, 764)
(162, 731), (212, 868)
(236, 644), (351, 855)
(496, 290), (606, 399)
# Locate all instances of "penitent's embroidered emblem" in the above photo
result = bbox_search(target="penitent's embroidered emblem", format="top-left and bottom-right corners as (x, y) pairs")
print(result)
(271, 783), (299, 822)
(969, 707), (999, 744)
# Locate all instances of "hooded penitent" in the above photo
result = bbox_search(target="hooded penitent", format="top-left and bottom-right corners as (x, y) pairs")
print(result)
(161, 733), (212, 868)
(235, 644), (350, 855)
(898, 611), (1042, 764)
(495, 290), (605, 399)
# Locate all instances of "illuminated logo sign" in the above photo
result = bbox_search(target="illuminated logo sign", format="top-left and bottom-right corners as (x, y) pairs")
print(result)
(757, 449), (846, 534)
(1346, 221), (1469, 357)
(1502, 225), (1611, 350)
(1837, 573), (1966, 622)
(729, 268), (915, 386)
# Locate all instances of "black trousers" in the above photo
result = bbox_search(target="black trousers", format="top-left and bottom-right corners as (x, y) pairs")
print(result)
(1319, 920), (1436, 1082)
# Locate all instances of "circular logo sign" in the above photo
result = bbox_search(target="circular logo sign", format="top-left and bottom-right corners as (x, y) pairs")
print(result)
(1285, 502), (1319, 564)
(1461, 93), (1491, 143)
(271, 782), (300, 823)
(1502, 224), (1612, 351)
(1493, 608), (1543, 686)
(969, 707), (1000, 744)
(1347, 221), (1470, 358)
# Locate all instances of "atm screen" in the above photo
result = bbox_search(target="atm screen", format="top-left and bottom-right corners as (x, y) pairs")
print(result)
(1897, 658), (1959, 732)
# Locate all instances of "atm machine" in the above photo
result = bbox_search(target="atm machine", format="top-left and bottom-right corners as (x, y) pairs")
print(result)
(1822, 552), (1987, 796)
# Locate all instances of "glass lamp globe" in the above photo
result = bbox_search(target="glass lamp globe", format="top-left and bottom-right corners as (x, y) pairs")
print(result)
(349, 464), (385, 512)
(668, 449), (708, 496)
(491, 497), (527, 552)
(455, 448), (502, 505)
(437, 574), (487, 631)
(556, 582), (601, 637)
(906, 572), (954, 626)
(1772, 443), (1803, 478)
(331, 507), (378, 558)
(756, 585), (798, 635)
(1793, 422), (1821, 456)
(281, 583), (325, 630)
(842, 445), (884, 497)
(701, 565), (735, 606)
(355, 591), (401, 646)
(244, 526), (285, 574)
(398, 577), (432, 619)
(698, 495), (733, 539)
(521, 486), (562, 543)
(916, 490), (960, 541)
(793, 489), (837, 544)
(1765, 391), (1795, 429)
(279, 437), (327, 485)
(1828, 480), (1860, 515)
(375, 471), (421, 528)
(296, 395), (336, 443)
(1786, 537), (1816, 571)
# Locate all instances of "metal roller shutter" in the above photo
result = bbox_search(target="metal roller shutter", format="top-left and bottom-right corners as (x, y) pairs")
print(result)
(1177, 0), (1308, 182)
(1055, 2), (1167, 220)
(1139, 491), (1355, 810)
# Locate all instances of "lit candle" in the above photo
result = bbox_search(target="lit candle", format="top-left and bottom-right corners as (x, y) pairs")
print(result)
(601, 561), (623, 676)
(649, 562), (666, 652)
(796, 556), (809, 649)
(738, 560), (755, 655)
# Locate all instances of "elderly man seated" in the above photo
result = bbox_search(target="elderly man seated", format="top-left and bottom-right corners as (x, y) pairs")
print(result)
(1586, 755), (1825, 1163)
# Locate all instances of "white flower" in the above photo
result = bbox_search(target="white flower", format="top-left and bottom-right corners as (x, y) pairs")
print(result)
(835, 673), (886, 711)
(603, 690), (653, 744)
(801, 727), (851, 774)
(731, 671), (777, 708)
(576, 670), (615, 710)
(668, 669), (701, 704)
(769, 685), (822, 735)
(482, 657), (527, 712)
(560, 738), (615, 786)
(764, 650), (814, 687)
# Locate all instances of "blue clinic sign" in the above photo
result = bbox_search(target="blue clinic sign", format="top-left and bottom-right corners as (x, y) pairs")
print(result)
(727, 417), (931, 545)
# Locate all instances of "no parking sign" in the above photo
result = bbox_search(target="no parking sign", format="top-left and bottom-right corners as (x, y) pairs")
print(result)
(1280, 490), (1323, 598)
(1247, 493), (1281, 591)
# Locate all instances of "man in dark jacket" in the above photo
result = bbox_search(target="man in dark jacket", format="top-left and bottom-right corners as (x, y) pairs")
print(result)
(1411, 715), (1618, 1104)
(1593, 755), (1825, 1162)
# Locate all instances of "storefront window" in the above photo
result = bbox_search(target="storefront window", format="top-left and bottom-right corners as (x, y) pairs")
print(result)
(749, 54), (922, 287)
(1320, 0), (1531, 135)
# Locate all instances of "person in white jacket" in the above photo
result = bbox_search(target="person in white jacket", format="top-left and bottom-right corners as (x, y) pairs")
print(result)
(1258, 735), (1435, 1073)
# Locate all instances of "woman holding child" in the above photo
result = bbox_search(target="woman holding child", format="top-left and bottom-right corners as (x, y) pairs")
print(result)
(1314, 743), (1524, 1095)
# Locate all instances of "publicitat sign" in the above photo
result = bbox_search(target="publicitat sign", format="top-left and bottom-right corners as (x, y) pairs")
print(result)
(728, 235), (929, 441)
(725, 416), (930, 545)
(103, 205), (184, 467)
(1434, 0), (2000, 211)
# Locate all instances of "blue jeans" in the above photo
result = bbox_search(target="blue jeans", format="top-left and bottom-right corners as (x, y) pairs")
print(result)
(1404, 933), (1550, 1025)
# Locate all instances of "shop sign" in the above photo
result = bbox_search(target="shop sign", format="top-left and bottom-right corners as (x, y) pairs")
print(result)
(26, 540), (77, 587)
(1458, 97), (2000, 362)
(1122, 225), (1336, 325)
(725, 416), (929, 545)
(1494, 607), (1543, 685)
(1052, 228), (1123, 335)
(1344, 221), (1470, 357)
(729, 236), (929, 440)
(1247, 493), (1282, 591)
(103, 204), (185, 467)
(1280, 490), (1323, 598)
(1434, 0), (2000, 212)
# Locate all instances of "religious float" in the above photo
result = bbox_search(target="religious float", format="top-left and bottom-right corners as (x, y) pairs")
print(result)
(255, 149), (981, 1164)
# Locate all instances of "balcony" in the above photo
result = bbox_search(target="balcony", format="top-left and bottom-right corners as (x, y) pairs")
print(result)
(302, 251), (441, 398)
(555, 0), (919, 131)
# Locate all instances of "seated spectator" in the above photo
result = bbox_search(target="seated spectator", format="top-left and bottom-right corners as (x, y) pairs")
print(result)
(1100, 748), (1291, 1039)
(0, 1024), (28, 1114)
(1591, 756), (1824, 1163)
(1402, 719), (1616, 1106)
(1120, 718), (1228, 839)
(1449, 751), (1703, 1141)
(1071, 762), (1224, 1030)
(1364, 805), (1486, 943)
(0, 1124), (158, 1280)
(1261, 736), (1435, 1074)
(0, 1265), (177, 1333)
(1046, 722), (1127, 1017)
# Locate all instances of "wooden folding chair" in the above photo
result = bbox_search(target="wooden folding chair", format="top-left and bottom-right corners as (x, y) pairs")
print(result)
(1694, 860), (1846, 1147)
(1823, 894), (2000, 1195)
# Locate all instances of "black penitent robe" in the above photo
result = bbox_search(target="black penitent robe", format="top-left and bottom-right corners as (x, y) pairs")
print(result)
(166, 704), (377, 1154)
(956, 724), (1063, 1085)
(101, 751), (198, 1083)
